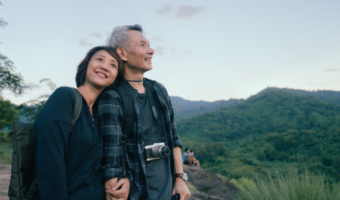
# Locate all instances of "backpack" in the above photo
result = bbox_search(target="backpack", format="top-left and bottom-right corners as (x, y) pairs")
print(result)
(114, 80), (168, 179)
(8, 88), (82, 200)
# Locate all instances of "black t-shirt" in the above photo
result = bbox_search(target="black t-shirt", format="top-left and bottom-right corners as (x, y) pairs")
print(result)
(135, 91), (172, 200)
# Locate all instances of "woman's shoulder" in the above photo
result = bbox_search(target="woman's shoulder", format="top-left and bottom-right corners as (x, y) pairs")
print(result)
(52, 87), (76, 99)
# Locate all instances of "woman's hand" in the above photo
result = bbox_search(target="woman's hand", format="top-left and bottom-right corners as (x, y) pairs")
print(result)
(105, 177), (130, 200)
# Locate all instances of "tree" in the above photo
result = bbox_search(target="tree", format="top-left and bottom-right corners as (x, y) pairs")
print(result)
(19, 78), (56, 121)
(0, 53), (28, 95)
(0, 2), (26, 138)
(0, 96), (18, 129)
(0, 2), (8, 28)
(0, 2), (28, 95)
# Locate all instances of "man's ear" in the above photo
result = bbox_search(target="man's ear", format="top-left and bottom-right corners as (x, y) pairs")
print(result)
(116, 47), (128, 62)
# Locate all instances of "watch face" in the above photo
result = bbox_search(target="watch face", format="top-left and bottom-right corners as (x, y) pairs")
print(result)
(183, 173), (188, 181)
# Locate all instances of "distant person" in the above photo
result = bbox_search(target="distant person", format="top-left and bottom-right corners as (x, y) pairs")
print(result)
(33, 46), (130, 199)
(190, 149), (200, 169)
(183, 148), (194, 166)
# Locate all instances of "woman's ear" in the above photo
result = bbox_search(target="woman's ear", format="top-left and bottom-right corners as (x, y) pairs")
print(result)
(116, 47), (128, 62)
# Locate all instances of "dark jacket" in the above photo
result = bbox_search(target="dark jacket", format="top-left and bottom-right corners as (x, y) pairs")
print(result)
(33, 87), (105, 200)
(98, 78), (182, 199)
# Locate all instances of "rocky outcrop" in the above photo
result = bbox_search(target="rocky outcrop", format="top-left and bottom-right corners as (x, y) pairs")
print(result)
(184, 165), (239, 200)
(0, 163), (239, 200)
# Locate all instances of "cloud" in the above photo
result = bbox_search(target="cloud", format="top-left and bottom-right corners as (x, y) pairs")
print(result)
(156, 4), (206, 20)
(156, 3), (175, 16)
(90, 32), (103, 39)
(155, 46), (165, 55)
(78, 39), (94, 47)
(175, 5), (206, 19)
(27, 82), (40, 89)
(324, 68), (339, 72)
(152, 36), (163, 43)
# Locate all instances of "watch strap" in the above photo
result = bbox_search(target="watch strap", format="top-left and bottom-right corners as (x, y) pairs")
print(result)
(175, 173), (183, 178)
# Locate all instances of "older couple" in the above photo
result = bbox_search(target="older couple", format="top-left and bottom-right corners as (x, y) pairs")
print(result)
(33, 25), (191, 200)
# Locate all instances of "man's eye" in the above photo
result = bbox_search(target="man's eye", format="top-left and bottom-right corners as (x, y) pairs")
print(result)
(141, 44), (145, 46)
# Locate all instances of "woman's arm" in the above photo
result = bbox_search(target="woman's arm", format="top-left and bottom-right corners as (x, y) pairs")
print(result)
(34, 88), (74, 200)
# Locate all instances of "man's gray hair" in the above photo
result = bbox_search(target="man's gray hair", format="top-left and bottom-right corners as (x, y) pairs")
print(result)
(106, 24), (144, 50)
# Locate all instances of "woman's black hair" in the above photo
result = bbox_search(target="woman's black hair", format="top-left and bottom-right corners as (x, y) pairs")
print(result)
(75, 46), (124, 88)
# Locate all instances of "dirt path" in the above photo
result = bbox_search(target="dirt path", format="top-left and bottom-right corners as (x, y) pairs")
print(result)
(0, 162), (10, 200)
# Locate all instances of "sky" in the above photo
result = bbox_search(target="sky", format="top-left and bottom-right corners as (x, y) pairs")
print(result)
(0, 0), (340, 105)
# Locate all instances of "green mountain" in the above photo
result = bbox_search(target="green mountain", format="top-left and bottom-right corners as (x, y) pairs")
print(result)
(268, 87), (340, 106)
(177, 88), (340, 183)
(170, 96), (244, 120)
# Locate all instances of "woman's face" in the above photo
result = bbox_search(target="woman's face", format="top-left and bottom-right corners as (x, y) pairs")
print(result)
(86, 50), (118, 88)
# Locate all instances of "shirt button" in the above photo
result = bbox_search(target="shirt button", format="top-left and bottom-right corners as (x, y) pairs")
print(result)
(162, 137), (165, 140)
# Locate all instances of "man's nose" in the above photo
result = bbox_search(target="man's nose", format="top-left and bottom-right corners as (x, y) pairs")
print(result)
(148, 46), (155, 55)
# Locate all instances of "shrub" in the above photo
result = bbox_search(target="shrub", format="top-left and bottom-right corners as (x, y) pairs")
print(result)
(235, 168), (340, 200)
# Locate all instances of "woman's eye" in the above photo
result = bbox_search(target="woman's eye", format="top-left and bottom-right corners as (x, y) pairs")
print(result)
(97, 58), (103, 61)
(111, 63), (116, 67)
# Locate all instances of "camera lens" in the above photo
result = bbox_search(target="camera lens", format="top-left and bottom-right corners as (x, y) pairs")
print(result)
(160, 146), (170, 157)
(151, 145), (170, 158)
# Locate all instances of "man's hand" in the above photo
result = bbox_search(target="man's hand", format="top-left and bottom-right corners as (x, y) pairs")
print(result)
(172, 178), (191, 200)
(105, 177), (130, 200)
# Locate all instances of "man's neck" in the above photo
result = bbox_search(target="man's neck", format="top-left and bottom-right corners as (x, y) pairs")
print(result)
(124, 67), (146, 94)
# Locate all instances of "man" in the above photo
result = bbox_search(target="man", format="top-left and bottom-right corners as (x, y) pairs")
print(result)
(182, 148), (193, 165)
(98, 24), (191, 200)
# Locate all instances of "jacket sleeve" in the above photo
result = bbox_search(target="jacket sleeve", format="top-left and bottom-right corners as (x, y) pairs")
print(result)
(168, 97), (183, 148)
(97, 90), (127, 182)
(34, 88), (74, 200)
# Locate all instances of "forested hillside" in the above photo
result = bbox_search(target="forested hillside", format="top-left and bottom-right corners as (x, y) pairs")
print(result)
(170, 96), (244, 120)
(268, 87), (340, 106)
(177, 88), (340, 183)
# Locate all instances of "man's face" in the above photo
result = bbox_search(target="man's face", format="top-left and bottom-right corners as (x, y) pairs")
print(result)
(124, 30), (154, 72)
(186, 149), (190, 153)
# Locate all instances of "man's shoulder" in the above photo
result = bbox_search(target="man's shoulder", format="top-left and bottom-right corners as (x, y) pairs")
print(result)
(144, 78), (169, 98)
(98, 89), (122, 103)
(144, 77), (166, 89)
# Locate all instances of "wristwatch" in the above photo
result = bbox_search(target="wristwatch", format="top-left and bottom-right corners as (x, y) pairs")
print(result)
(175, 173), (188, 182)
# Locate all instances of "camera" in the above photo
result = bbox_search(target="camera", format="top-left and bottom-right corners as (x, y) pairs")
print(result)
(145, 142), (170, 161)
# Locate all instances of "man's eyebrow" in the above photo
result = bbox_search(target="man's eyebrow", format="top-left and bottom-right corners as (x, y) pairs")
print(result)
(140, 40), (150, 44)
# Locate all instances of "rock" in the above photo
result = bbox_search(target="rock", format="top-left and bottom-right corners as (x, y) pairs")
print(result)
(184, 165), (239, 200)
(0, 162), (10, 200)
(0, 162), (240, 200)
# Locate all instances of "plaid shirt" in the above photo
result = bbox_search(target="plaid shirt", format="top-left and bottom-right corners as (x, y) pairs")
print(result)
(97, 78), (182, 200)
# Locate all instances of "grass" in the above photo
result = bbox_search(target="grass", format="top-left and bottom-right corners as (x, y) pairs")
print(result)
(186, 182), (196, 193)
(232, 168), (340, 200)
(0, 142), (13, 164)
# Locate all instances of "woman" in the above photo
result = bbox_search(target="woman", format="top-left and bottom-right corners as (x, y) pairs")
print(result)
(33, 46), (129, 200)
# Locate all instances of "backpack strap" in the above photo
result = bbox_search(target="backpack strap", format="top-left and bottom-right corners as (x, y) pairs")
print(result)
(71, 88), (82, 129)
(25, 88), (83, 199)
(113, 82), (135, 179)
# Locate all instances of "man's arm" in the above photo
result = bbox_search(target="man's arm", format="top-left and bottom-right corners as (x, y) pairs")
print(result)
(98, 90), (131, 200)
(173, 147), (191, 200)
